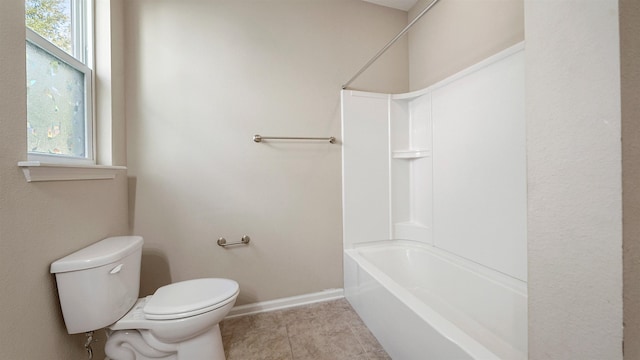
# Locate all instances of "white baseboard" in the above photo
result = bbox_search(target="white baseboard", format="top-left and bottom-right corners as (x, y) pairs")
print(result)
(225, 288), (344, 319)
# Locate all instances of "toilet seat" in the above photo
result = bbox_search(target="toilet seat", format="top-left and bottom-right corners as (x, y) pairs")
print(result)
(144, 278), (239, 320)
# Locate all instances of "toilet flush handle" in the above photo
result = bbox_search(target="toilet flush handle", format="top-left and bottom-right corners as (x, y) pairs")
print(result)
(109, 264), (124, 274)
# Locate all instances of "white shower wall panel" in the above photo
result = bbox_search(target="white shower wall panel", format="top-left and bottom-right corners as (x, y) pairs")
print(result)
(390, 93), (434, 245)
(341, 91), (391, 248)
(408, 94), (432, 238)
(342, 44), (526, 281)
(431, 49), (526, 281)
(408, 94), (432, 150)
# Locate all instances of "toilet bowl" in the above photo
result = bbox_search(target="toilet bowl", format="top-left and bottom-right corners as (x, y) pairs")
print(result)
(50, 236), (238, 360)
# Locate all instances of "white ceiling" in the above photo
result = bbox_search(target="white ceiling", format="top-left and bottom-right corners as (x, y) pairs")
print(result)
(362, 0), (419, 11)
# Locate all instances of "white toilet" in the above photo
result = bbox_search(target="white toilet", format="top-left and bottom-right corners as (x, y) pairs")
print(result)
(50, 236), (239, 360)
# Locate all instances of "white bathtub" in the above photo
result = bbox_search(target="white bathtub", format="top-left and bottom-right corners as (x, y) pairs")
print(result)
(344, 240), (527, 360)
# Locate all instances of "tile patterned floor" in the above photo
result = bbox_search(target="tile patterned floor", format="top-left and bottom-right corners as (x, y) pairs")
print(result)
(220, 298), (391, 360)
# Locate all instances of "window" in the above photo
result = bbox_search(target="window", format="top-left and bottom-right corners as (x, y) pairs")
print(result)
(25, 0), (93, 164)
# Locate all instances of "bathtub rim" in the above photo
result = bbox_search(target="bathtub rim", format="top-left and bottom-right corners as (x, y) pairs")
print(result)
(350, 239), (527, 295)
(345, 239), (527, 359)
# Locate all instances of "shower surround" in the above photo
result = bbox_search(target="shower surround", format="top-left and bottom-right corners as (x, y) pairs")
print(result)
(341, 43), (526, 359)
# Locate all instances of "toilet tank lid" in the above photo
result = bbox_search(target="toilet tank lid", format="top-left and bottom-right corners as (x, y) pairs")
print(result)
(50, 236), (144, 274)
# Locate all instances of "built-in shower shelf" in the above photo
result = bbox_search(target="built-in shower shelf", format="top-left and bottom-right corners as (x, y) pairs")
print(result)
(392, 149), (431, 159)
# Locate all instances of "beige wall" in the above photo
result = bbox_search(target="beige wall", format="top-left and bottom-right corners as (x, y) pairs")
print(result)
(622, 0), (640, 357)
(0, 0), (128, 359)
(407, 0), (524, 90)
(124, 0), (408, 304)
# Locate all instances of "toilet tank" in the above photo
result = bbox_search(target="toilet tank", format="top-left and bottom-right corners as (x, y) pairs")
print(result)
(50, 236), (143, 334)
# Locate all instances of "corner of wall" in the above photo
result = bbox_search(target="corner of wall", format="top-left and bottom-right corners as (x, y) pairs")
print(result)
(621, 0), (640, 357)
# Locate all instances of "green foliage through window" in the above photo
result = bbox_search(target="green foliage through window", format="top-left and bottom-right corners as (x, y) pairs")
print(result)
(25, 0), (71, 54)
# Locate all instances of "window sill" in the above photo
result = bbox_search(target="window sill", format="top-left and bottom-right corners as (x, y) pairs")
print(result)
(18, 161), (127, 182)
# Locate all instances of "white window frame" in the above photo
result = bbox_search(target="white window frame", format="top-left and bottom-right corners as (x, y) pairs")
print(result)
(25, 0), (95, 166)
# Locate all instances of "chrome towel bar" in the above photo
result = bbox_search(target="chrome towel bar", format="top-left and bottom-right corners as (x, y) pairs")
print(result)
(217, 235), (251, 248)
(253, 134), (336, 144)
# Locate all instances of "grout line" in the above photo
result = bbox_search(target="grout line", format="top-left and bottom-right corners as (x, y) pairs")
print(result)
(347, 317), (370, 359)
(285, 322), (295, 360)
